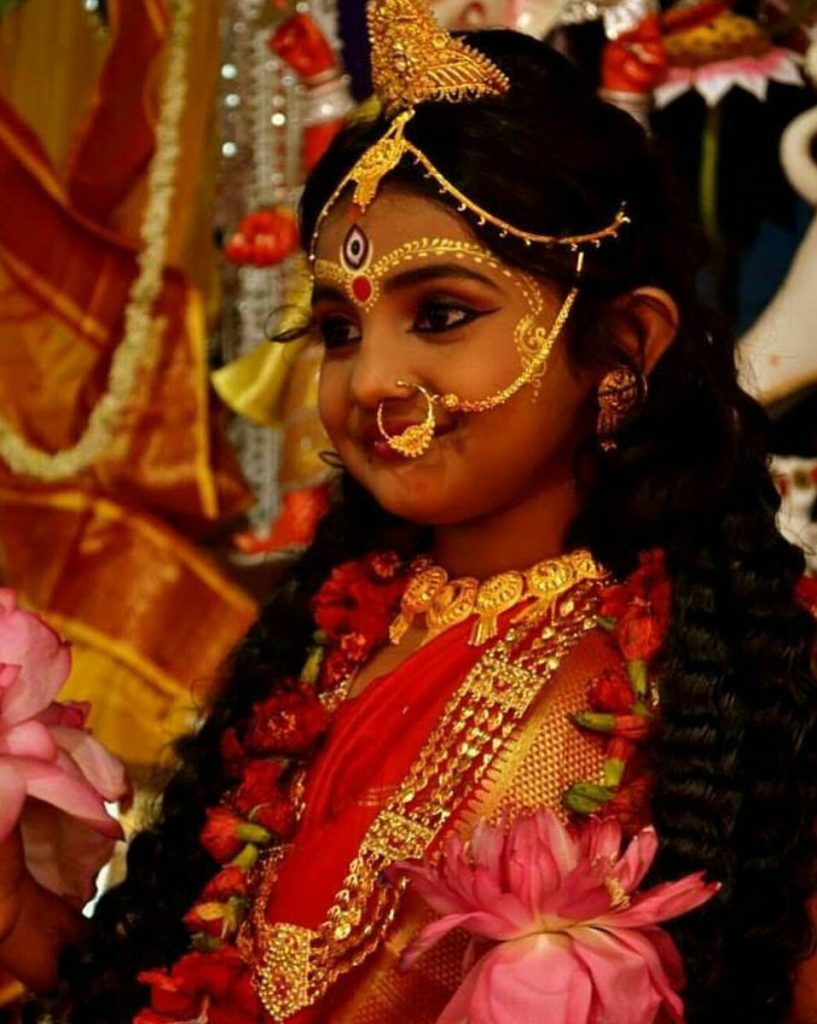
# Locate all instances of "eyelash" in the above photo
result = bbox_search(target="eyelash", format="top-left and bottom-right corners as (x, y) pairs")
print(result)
(316, 298), (495, 350)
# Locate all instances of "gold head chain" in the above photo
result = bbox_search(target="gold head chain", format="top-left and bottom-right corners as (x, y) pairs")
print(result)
(308, 0), (630, 261)
(309, 0), (631, 459)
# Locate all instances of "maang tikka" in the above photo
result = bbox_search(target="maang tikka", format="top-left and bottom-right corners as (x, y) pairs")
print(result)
(308, 0), (632, 461)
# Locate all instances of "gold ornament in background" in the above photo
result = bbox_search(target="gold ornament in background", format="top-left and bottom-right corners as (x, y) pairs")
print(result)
(367, 0), (510, 116)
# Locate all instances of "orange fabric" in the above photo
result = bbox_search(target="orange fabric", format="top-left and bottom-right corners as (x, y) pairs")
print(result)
(66, 0), (169, 224)
(0, 4), (253, 771)
(0, 487), (257, 768)
(0, 93), (250, 525)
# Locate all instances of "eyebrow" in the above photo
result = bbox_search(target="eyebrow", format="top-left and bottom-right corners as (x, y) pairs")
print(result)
(310, 262), (504, 306)
(382, 263), (503, 294)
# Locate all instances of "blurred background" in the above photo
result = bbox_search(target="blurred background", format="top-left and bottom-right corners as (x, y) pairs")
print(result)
(0, 1), (816, 1001)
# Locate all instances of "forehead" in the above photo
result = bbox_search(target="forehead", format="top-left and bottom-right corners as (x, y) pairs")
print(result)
(313, 187), (478, 263)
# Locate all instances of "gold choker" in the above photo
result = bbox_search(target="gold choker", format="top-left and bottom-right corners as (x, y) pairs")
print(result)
(389, 549), (608, 648)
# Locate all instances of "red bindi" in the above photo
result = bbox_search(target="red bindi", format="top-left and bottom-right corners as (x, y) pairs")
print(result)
(351, 276), (373, 303)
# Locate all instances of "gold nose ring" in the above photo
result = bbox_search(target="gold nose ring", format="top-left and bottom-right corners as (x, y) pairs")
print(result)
(376, 381), (436, 458)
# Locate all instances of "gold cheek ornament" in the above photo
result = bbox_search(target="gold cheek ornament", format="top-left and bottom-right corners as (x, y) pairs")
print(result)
(314, 229), (585, 459)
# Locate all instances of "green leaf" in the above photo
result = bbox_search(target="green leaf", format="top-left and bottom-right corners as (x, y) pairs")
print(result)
(563, 781), (614, 814)
(627, 659), (648, 698)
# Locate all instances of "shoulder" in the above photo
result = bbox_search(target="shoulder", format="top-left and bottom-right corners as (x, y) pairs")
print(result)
(456, 552), (667, 837)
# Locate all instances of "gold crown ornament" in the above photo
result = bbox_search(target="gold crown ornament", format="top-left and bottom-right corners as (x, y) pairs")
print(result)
(368, 0), (511, 116)
(308, 0), (630, 260)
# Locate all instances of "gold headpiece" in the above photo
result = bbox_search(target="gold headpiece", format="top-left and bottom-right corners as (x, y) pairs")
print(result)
(368, 0), (510, 116)
(308, 0), (629, 259)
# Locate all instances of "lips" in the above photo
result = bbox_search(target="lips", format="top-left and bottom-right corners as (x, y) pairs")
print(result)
(360, 420), (455, 461)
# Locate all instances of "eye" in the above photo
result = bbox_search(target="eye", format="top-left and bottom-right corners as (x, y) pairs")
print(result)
(317, 315), (361, 350)
(413, 299), (495, 335)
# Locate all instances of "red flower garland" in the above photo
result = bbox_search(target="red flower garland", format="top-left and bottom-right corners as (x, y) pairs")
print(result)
(564, 549), (670, 834)
(135, 549), (672, 1021)
(134, 553), (406, 1023)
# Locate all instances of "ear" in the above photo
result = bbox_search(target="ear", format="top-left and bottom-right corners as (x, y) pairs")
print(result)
(609, 287), (679, 377)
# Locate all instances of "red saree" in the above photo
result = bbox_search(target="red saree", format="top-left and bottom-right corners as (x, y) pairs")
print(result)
(256, 610), (621, 1023)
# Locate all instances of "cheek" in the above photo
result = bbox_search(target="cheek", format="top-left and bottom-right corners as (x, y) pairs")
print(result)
(317, 360), (348, 439)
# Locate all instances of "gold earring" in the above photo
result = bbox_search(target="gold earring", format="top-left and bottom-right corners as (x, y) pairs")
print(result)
(597, 367), (644, 452)
(376, 381), (436, 459)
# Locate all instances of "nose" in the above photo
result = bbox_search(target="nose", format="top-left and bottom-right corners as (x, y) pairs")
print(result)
(347, 329), (413, 411)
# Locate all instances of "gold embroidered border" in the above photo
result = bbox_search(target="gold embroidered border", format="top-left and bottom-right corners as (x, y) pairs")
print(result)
(248, 578), (605, 1020)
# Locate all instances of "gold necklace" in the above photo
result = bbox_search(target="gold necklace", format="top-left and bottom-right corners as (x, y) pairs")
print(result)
(247, 574), (606, 1021)
(389, 548), (607, 647)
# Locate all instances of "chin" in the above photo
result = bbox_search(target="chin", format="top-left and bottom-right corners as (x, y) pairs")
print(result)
(368, 484), (491, 528)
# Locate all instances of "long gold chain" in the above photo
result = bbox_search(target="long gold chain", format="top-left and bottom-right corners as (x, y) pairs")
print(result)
(247, 575), (605, 1021)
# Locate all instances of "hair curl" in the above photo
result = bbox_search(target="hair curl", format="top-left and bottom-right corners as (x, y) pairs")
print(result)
(44, 32), (817, 1023)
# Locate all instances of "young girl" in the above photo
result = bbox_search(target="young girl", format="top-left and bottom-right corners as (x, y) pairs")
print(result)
(3, 3), (817, 1021)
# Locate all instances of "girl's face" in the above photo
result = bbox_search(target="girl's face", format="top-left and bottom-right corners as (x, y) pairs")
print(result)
(313, 188), (594, 526)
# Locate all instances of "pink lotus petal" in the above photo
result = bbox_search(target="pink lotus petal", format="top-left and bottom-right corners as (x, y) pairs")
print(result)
(0, 761), (26, 842)
(11, 756), (122, 838)
(20, 799), (119, 908)
(48, 725), (128, 802)
(611, 826), (659, 893)
(400, 914), (476, 971)
(398, 808), (720, 1021)
(594, 873), (719, 930)
(0, 720), (58, 760)
(438, 934), (595, 1024)
(0, 598), (72, 725)
(0, 664), (20, 690)
(569, 926), (675, 1023)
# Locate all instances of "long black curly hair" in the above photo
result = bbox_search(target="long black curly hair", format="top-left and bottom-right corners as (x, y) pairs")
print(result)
(47, 30), (817, 1024)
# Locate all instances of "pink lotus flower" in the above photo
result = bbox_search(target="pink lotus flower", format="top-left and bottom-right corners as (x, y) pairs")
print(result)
(655, 48), (802, 108)
(395, 809), (719, 1024)
(0, 589), (128, 906)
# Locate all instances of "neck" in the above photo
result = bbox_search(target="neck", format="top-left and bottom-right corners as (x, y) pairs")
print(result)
(431, 472), (580, 579)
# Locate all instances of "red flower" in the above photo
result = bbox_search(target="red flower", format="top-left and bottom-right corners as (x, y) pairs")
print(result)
(245, 687), (329, 756)
(600, 550), (670, 620)
(607, 735), (636, 763)
(599, 551), (671, 663)
(605, 775), (653, 836)
(615, 603), (669, 662)
(183, 900), (237, 939)
(232, 761), (298, 839)
(203, 865), (250, 901)
(137, 948), (263, 1022)
(611, 714), (652, 740)
(588, 667), (635, 714)
(200, 808), (269, 864)
(319, 647), (353, 691)
(201, 808), (245, 863)
(369, 550), (400, 579)
(311, 556), (404, 643)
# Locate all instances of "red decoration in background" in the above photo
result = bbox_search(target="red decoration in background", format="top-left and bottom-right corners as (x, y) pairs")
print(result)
(224, 208), (299, 268)
(268, 12), (351, 172)
(601, 13), (668, 94)
(232, 486), (332, 557)
(268, 13), (335, 78)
